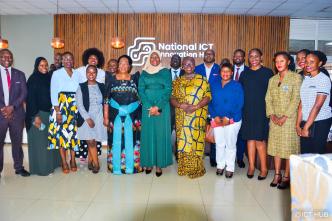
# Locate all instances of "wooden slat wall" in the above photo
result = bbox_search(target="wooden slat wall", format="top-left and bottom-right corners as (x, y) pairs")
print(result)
(55, 14), (289, 71)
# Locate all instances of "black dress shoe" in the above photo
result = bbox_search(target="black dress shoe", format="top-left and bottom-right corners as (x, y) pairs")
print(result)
(156, 171), (162, 177)
(258, 171), (268, 180)
(210, 161), (217, 167)
(237, 159), (245, 168)
(216, 168), (224, 176)
(15, 169), (30, 177)
(225, 171), (233, 178)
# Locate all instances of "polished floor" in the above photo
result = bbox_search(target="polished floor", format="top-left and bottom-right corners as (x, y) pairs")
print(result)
(0, 144), (291, 221)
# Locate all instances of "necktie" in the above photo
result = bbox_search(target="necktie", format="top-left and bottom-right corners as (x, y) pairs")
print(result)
(5, 68), (11, 90)
(173, 70), (178, 80)
(235, 68), (240, 81)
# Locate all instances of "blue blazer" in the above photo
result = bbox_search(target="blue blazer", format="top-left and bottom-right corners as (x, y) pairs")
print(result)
(194, 63), (221, 84)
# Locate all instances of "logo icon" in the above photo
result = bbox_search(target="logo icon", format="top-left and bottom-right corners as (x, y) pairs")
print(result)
(127, 37), (156, 66)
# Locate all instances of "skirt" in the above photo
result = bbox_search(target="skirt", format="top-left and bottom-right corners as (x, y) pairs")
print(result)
(48, 92), (80, 151)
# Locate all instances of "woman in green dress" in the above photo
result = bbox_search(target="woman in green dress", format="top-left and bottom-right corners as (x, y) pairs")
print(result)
(138, 50), (173, 177)
(26, 57), (61, 176)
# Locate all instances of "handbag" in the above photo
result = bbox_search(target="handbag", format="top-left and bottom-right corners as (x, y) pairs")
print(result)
(300, 121), (315, 138)
(205, 124), (215, 143)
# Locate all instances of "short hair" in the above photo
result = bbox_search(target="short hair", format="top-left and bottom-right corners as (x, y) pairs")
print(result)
(220, 58), (231, 66)
(0, 48), (13, 58)
(182, 56), (195, 66)
(117, 54), (133, 67)
(296, 49), (310, 56)
(108, 58), (118, 64)
(86, 64), (97, 73)
(233, 49), (245, 57)
(82, 48), (105, 68)
(62, 51), (74, 58)
(220, 62), (234, 72)
(249, 48), (263, 56)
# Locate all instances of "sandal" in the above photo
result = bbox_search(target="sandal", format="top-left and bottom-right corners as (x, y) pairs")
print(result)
(88, 162), (93, 171)
(270, 173), (282, 187)
(70, 159), (77, 172)
(62, 162), (70, 174)
(92, 164), (100, 174)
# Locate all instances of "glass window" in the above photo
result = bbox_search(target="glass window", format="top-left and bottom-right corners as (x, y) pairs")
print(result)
(289, 39), (315, 53)
(318, 40), (332, 57)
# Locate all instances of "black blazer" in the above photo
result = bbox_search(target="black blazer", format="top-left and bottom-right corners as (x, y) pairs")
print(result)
(77, 82), (105, 127)
(169, 68), (185, 79)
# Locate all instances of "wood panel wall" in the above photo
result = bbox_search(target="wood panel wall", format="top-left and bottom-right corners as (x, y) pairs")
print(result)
(54, 14), (289, 71)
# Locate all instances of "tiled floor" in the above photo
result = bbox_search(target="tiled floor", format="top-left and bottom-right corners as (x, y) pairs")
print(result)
(0, 144), (291, 221)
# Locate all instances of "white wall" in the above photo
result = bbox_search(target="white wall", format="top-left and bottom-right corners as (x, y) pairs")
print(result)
(1, 15), (53, 77)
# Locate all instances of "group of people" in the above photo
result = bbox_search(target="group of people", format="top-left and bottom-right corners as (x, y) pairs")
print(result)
(0, 46), (331, 190)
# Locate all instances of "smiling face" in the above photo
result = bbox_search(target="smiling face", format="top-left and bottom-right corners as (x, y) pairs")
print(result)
(203, 49), (215, 64)
(62, 53), (74, 69)
(182, 57), (195, 75)
(305, 54), (321, 75)
(0, 50), (13, 68)
(275, 54), (290, 73)
(88, 55), (98, 66)
(150, 52), (161, 66)
(170, 54), (181, 69)
(54, 53), (62, 68)
(38, 60), (49, 74)
(118, 57), (130, 74)
(233, 51), (245, 66)
(221, 66), (233, 82)
(248, 50), (262, 69)
(296, 51), (306, 70)
(108, 60), (118, 73)
(86, 66), (97, 82)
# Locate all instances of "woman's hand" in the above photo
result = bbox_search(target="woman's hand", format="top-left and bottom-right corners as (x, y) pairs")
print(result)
(34, 116), (42, 129)
(270, 114), (279, 125)
(103, 118), (109, 127)
(214, 116), (222, 124)
(149, 106), (160, 116)
(277, 116), (288, 126)
(56, 113), (62, 124)
(86, 118), (95, 128)
(296, 125), (302, 136)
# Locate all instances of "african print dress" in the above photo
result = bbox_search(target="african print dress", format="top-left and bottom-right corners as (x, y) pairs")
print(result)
(48, 68), (80, 151)
(172, 74), (211, 178)
(105, 72), (142, 174)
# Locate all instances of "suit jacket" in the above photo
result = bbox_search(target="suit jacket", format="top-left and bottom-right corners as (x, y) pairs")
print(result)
(194, 63), (221, 84)
(169, 68), (185, 80)
(233, 65), (249, 81)
(0, 67), (27, 121)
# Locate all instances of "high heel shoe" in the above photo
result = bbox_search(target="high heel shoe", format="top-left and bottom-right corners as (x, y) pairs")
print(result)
(247, 168), (255, 179)
(277, 176), (290, 189)
(145, 168), (152, 174)
(70, 159), (77, 172)
(258, 170), (268, 180)
(156, 171), (162, 177)
(92, 164), (100, 174)
(270, 173), (282, 187)
(62, 162), (70, 174)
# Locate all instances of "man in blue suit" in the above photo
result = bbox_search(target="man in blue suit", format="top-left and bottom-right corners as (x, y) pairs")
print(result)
(195, 49), (221, 167)
(232, 49), (249, 168)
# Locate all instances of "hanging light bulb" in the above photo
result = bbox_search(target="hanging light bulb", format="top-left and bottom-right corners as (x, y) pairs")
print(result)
(51, 0), (64, 49)
(0, 16), (8, 49)
(111, 0), (125, 49)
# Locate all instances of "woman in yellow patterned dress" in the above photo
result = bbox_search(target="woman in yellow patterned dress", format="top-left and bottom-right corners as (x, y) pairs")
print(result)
(171, 57), (211, 179)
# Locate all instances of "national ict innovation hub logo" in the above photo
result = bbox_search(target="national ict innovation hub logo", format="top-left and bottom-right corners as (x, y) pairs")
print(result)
(127, 37), (214, 66)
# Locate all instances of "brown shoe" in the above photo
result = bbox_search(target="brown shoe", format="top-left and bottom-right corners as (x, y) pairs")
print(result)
(70, 160), (77, 172)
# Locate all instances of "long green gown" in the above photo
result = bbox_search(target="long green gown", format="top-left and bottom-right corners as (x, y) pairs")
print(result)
(138, 68), (173, 168)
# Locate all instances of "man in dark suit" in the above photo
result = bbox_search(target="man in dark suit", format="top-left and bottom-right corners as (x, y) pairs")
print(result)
(0, 49), (29, 177)
(170, 54), (184, 160)
(195, 49), (221, 167)
(232, 49), (249, 168)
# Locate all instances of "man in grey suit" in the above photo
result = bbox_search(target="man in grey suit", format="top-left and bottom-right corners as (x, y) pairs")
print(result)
(0, 49), (29, 177)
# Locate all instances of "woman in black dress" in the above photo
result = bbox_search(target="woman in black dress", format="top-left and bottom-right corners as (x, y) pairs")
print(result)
(239, 48), (273, 180)
(103, 55), (142, 174)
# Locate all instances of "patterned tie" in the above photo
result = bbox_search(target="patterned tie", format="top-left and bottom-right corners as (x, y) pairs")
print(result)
(5, 68), (11, 90)
(173, 70), (178, 80)
(235, 67), (240, 81)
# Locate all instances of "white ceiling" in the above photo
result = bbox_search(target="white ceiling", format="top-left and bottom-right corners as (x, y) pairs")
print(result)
(0, 0), (331, 18)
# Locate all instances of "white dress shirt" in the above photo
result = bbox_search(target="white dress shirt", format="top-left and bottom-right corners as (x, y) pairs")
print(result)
(171, 68), (181, 81)
(0, 65), (11, 106)
(204, 64), (213, 80)
(233, 64), (245, 81)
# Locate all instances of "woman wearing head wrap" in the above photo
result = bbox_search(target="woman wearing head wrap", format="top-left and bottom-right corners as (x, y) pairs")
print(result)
(26, 57), (61, 176)
(138, 50), (173, 177)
